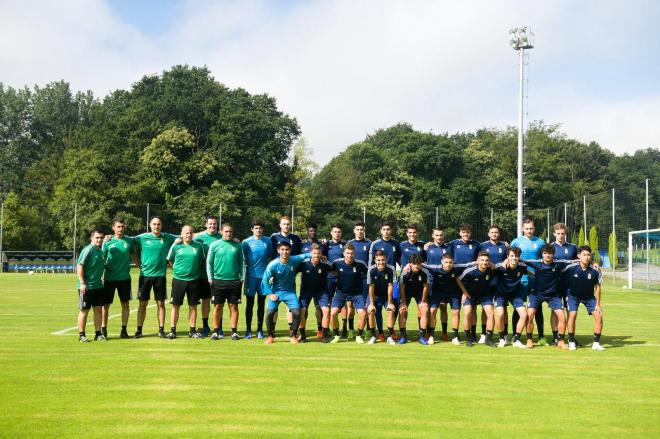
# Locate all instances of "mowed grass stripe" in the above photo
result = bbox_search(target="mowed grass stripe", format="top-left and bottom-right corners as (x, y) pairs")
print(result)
(1, 273), (659, 438)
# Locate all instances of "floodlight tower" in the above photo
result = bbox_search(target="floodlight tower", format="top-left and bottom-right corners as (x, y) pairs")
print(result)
(509, 27), (534, 236)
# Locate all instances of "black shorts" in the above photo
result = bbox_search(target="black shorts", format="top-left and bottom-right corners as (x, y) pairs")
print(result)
(137, 276), (167, 301)
(104, 279), (132, 304)
(198, 279), (212, 300)
(79, 288), (105, 310)
(211, 280), (242, 305)
(171, 279), (200, 306)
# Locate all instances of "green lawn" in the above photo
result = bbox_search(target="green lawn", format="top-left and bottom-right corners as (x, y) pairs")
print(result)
(1, 272), (659, 438)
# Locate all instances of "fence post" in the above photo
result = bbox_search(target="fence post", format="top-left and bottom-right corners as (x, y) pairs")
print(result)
(219, 203), (222, 225)
(291, 204), (295, 234)
(583, 195), (587, 245)
(435, 207), (439, 228)
(146, 203), (150, 232)
(612, 188), (616, 284)
(646, 179), (650, 288)
(490, 208), (494, 227)
(628, 231), (633, 289)
(72, 202), (78, 271)
(0, 202), (3, 273)
(363, 207), (366, 224)
(564, 202), (567, 226)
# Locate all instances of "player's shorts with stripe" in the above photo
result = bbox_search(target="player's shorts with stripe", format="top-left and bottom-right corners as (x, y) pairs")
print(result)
(137, 275), (167, 301)
(198, 279), (212, 300)
(299, 290), (331, 308)
(528, 292), (563, 311)
(267, 291), (300, 310)
(244, 276), (265, 297)
(332, 291), (367, 310)
(211, 279), (242, 305)
(104, 279), (132, 304)
(78, 288), (105, 310)
(171, 279), (199, 306)
(567, 295), (597, 314)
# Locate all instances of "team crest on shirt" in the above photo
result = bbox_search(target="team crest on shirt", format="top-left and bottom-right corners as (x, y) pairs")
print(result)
(418, 275), (422, 281)
(565, 248), (568, 254)
(485, 275), (489, 280)
(353, 267), (356, 272)
(533, 244), (538, 248)
(305, 269), (310, 273)
(451, 274), (455, 278)
(385, 275), (388, 280)
(363, 245), (367, 251)
(289, 239), (293, 245)
(231, 247), (236, 252)
(517, 272), (521, 277)
(588, 273), (592, 279)
(469, 245), (472, 249)
(290, 266), (294, 272)
(499, 248), (502, 253)
(417, 246), (421, 251)
(339, 244), (343, 249)
(123, 242), (128, 249)
(318, 268), (322, 274)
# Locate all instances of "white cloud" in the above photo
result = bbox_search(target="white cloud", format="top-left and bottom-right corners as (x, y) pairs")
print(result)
(0, 0), (657, 164)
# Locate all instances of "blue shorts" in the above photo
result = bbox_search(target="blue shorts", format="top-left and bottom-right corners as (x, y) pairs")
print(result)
(463, 294), (493, 307)
(266, 291), (300, 311)
(528, 293), (563, 311)
(299, 290), (331, 308)
(332, 291), (367, 310)
(368, 295), (389, 309)
(495, 291), (526, 309)
(429, 286), (461, 310)
(244, 276), (265, 297)
(567, 295), (596, 314)
(404, 290), (426, 306)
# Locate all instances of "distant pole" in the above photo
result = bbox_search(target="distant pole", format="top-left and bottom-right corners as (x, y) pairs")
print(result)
(435, 207), (439, 228)
(546, 208), (550, 243)
(564, 202), (567, 226)
(490, 208), (494, 226)
(363, 207), (366, 224)
(516, 46), (525, 237)
(646, 179), (649, 288)
(583, 195), (587, 245)
(72, 203), (78, 270)
(291, 204), (295, 234)
(146, 203), (150, 232)
(612, 188), (616, 278)
(219, 203), (222, 225)
(0, 202), (4, 273)
(628, 231), (633, 289)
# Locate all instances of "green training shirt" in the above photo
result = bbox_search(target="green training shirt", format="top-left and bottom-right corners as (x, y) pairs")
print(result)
(102, 236), (134, 281)
(77, 244), (105, 290)
(167, 240), (205, 281)
(134, 232), (177, 277)
(193, 231), (221, 279)
(206, 238), (244, 281)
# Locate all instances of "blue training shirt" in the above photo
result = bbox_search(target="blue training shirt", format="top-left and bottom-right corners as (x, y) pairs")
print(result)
(563, 263), (602, 298)
(348, 238), (372, 265)
(552, 241), (578, 260)
(458, 266), (494, 297)
(479, 241), (508, 264)
(332, 259), (368, 295)
(524, 260), (572, 296)
(424, 263), (459, 294)
(510, 235), (545, 283)
(298, 259), (332, 294)
(493, 262), (527, 295)
(242, 236), (272, 279)
(270, 232), (302, 258)
(425, 242), (450, 266)
(448, 238), (480, 268)
(400, 240), (426, 267)
(367, 265), (395, 297)
(261, 253), (311, 295)
(301, 238), (322, 255)
(324, 240), (347, 263)
(369, 238), (401, 268)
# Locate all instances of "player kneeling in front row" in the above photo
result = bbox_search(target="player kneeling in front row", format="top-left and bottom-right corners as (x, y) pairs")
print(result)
(367, 250), (395, 344)
(298, 244), (332, 343)
(262, 242), (311, 344)
(564, 246), (605, 351)
(329, 243), (369, 343)
(398, 254), (431, 345)
(77, 229), (107, 342)
(166, 226), (205, 339)
(493, 247), (528, 348)
(426, 253), (462, 345)
(458, 251), (495, 347)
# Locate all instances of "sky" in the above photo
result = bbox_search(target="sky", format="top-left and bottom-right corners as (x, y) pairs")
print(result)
(1, 0), (659, 165)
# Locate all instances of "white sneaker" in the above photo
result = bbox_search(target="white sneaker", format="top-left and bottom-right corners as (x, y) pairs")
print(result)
(427, 336), (435, 345)
(478, 334), (486, 344)
(497, 338), (506, 348)
(592, 342), (605, 351)
(387, 336), (396, 345)
(568, 341), (577, 351)
(355, 335), (365, 344)
(451, 337), (460, 346)
(368, 336), (377, 344)
(513, 340), (527, 349)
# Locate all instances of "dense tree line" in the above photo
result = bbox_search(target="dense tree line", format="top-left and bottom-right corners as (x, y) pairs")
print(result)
(0, 65), (657, 250)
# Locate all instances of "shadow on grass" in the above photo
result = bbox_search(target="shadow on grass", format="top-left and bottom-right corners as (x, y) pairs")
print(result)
(576, 334), (646, 349)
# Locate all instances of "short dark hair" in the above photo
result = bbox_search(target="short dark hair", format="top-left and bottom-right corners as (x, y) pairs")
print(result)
(149, 215), (163, 223)
(578, 245), (592, 254)
(345, 242), (355, 252)
(441, 253), (453, 260)
(409, 253), (423, 264)
(307, 222), (318, 230)
(91, 228), (104, 236)
(112, 218), (125, 225)
(507, 247), (521, 257)
(406, 224), (418, 232)
(522, 215), (535, 225)
(330, 223), (342, 231)
(277, 241), (291, 249)
(433, 225), (445, 233)
(381, 220), (394, 229)
(459, 223), (472, 232)
(541, 244), (555, 255)
(310, 243), (321, 251)
(488, 224), (500, 232)
(354, 221), (365, 228)
(221, 221), (233, 230)
(477, 250), (490, 258)
(374, 250), (387, 258)
(206, 215), (219, 223)
(251, 219), (265, 228)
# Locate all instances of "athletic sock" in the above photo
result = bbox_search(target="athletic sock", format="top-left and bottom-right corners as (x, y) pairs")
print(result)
(189, 326), (195, 334)
(300, 328), (307, 339)
(594, 333), (601, 343)
(504, 324), (508, 335)
(471, 325), (477, 335)
(558, 333), (565, 341)
(486, 330), (493, 341)
(452, 328), (459, 339)
(121, 325), (127, 331)
(358, 329), (364, 337)
(322, 327), (329, 337)
(568, 332), (576, 343)
(552, 330), (559, 341)
(342, 319), (348, 332)
(79, 331), (85, 337)
(170, 326), (176, 334)
(95, 330), (102, 337)
(418, 328), (425, 338)
(348, 318), (355, 330)
(526, 332), (533, 340)
(514, 332), (521, 342)
(442, 323), (448, 333)
(159, 326), (164, 332)
(317, 322), (322, 331)
(202, 318), (209, 329)
(499, 331), (505, 339)
(137, 325), (142, 333)
(387, 327), (394, 337)
(333, 328), (340, 336)
(370, 327), (376, 337)
(102, 327), (107, 337)
(465, 330), (471, 340)
(429, 326), (435, 337)
(214, 328), (219, 335)
(400, 327), (407, 338)
(481, 324), (487, 335)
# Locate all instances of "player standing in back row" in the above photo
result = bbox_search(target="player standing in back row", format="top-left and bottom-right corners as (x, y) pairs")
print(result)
(242, 219), (272, 339)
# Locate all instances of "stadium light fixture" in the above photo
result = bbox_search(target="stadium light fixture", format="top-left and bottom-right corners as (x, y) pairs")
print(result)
(510, 27), (534, 236)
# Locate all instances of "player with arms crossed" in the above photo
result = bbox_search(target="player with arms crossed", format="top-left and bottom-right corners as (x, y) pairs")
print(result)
(261, 242), (311, 344)
(241, 219), (272, 339)
(76, 229), (106, 342)
(166, 225), (205, 339)
(564, 245), (605, 351)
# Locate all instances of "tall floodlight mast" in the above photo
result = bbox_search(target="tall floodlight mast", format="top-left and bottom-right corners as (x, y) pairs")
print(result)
(509, 27), (534, 236)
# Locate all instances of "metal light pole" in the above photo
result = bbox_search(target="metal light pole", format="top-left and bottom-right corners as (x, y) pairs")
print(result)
(510, 27), (534, 236)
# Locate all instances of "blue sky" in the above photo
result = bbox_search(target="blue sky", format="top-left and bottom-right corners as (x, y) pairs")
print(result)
(1, 0), (659, 164)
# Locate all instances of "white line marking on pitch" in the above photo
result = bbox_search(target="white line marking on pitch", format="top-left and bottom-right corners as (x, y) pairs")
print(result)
(51, 304), (157, 335)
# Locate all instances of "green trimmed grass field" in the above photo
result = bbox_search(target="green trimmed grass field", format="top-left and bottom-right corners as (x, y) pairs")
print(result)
(1, 272), (659, 438)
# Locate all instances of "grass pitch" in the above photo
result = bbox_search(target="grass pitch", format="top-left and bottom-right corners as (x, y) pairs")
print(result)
(0, 272), (659, 438)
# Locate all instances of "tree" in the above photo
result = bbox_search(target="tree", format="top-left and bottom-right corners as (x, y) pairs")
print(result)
(589, 225), (602, 264)
(579, 227), (586, 247)
(608, 232), (617, 269)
